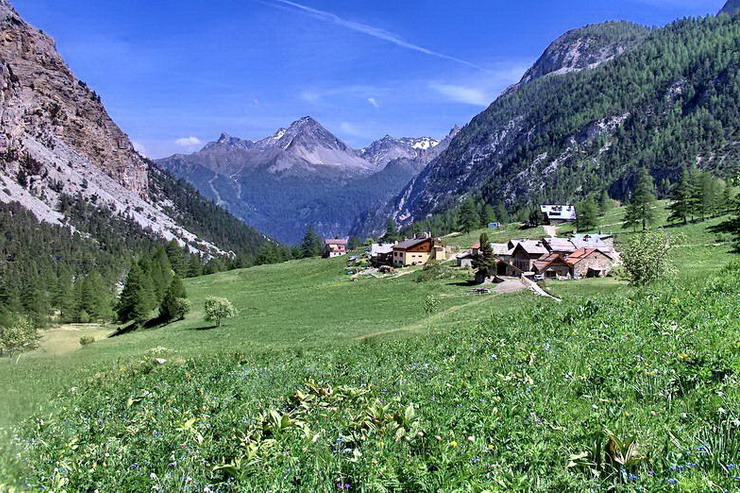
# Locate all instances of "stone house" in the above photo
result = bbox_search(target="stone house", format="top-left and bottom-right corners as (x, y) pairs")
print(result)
(566, 248), (614, 278)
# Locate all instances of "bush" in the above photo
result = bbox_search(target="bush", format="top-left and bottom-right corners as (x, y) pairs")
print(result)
(79, 336), (95, 347)
(621, 231), (676, 286)
(0, 316), (39, 361)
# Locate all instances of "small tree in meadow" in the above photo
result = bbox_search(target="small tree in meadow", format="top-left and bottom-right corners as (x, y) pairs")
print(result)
(621, 231), (675, 286)
(0, 315), (40, 362)
(423, 294), (441, 317)
(204, 297), (238, 327)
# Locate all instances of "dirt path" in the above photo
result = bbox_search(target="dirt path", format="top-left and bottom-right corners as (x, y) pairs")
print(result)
(543, 225), (558, 237)
(521, 277), (562, 302)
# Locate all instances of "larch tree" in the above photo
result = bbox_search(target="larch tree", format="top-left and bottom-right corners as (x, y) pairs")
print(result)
(623, 168), (657, 232)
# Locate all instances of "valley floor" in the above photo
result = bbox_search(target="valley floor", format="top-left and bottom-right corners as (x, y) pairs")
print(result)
(1, 208), (737, 491)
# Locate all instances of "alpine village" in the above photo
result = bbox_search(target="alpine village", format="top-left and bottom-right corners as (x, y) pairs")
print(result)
(0, 0), (739, 491)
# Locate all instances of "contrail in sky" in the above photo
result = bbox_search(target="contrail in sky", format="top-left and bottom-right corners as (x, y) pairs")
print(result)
(258, 0), (485, 71)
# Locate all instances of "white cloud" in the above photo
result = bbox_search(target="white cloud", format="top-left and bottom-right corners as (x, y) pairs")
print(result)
(260, 0), (484, 70)
(174, 136), (203, 147)
(339, 121), (369, 138)
(132, 140), (148, 157)
(429, 62), (531, 107)
(429, 84), (490, 107)
(367, 97), (380, 109)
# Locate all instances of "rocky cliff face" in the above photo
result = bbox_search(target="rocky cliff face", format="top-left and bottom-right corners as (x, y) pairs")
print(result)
(721, 0), (740, 16)
(0, 0), (269, 256)
(506, 21), (650, 94)
(0, 0), (148, 195)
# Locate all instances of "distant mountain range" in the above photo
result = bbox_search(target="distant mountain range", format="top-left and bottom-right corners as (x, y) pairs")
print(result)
(355, 10), (740, 236)
(158, 119), (459, 243)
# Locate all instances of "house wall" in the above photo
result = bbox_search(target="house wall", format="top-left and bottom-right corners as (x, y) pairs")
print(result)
(542, 265), (571, 278)
(396, 251), (430, 266)
(573, 252), (613, 277)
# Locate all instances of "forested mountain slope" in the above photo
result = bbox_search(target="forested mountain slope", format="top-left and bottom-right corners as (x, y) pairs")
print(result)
(0, 0), (272, 325)
(362, 15), (740, 234)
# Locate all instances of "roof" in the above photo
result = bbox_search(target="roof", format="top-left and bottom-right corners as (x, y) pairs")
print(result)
(514, 240), (549, 256)
(393, 238), (432, 250)
(566, 247), (612, 265)
(456, 252), (474, 259)
(540, 204), (577, 220)
(543, 237), (577, 253)
(570, 236), (613, 252)
(492, 243), (514, 256)
(533, 253), (568, 272)
(370, 243), (394, 255)
(325, 238), (348, 246)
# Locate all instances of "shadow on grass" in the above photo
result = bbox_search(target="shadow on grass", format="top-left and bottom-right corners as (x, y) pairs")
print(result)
(192, 324), (219, 331)
(447, 280), (478, 287)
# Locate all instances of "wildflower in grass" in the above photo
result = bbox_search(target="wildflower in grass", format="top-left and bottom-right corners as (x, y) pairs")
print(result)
(667, 478), (677, 484)
(450, 441), (458, 447)
(336, 482), (351, 490)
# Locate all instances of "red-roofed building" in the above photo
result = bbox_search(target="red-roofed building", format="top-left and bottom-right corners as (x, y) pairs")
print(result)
(566, 248), (614, 278)
(323, 238), (348, 258)
(533, 253), (572, 279)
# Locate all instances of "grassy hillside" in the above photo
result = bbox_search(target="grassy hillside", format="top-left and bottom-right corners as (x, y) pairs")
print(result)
(0, 205), (737, 491)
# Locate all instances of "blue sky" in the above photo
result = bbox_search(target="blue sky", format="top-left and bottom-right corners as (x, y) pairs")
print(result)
(13, 0), (726, 158)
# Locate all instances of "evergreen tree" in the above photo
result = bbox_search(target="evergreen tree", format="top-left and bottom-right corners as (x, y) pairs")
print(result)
(117, 263), (154, 325)
(576, 199), (599, 231)
(187, 255), (203, 278)
(348, 236), (363, 251)
(481, 205), (497, 226)
(149, 247), (173, 302)
(623, 168), (657, 232)
(165, 239), (187, 276)
(667, 168), (692, 225)
(159, 275), (188, 322)
(300, 225), (324, 258)
(383, 219), (400, 243)
(495, 202), (511, 224)
(598, 190), (613, 216)
(473, 233), (497, 282)
(459, 198), (481, 233)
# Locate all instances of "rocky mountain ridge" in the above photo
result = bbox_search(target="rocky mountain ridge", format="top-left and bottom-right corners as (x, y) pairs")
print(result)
(159, 121), (459, 243)
(0, 0), (268, 257)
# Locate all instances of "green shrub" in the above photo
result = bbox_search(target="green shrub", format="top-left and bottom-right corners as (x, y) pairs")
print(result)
(79, 336), (95, 347)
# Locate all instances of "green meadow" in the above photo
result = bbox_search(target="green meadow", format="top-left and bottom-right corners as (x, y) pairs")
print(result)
(1, 205), (738, 492)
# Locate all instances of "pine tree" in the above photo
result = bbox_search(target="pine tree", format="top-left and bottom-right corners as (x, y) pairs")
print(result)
(495, 202), (511, 224)
(383, 219), (400, 243)
(577, 199), (599, 231)
(300, 226), (324, 258)
(667, 168), (692, 225)
(187, 255), (203, 278)
(117, 263), (154, 325)
(598, 190), (613, 216)
(623, 168), (657, 232)
(165, 240), (187, 276)
(473, 233), (497, 282)
(459, 198), (481, 233)
(481, 205), (497, 226)
(159, 275), (188, 322)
